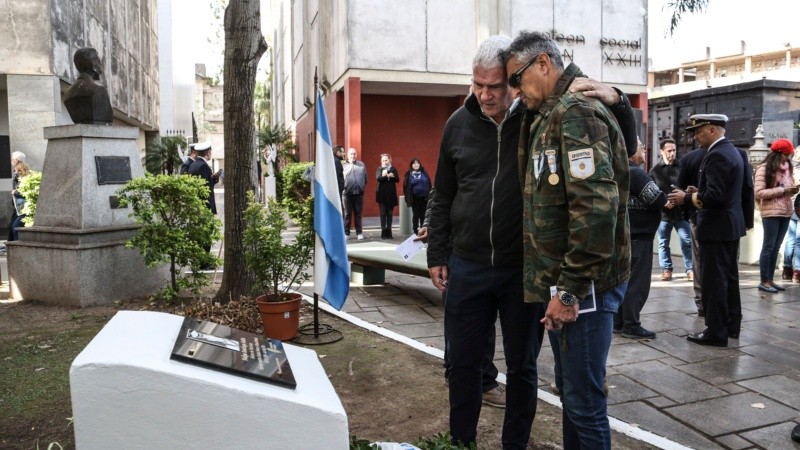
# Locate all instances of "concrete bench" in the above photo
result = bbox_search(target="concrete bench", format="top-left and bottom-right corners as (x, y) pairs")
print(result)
(347, 242), (429, 285)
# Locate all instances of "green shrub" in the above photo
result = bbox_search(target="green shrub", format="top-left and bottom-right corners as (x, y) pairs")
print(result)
(17, 171), (42, 227)
(279, 161), (313, 223)
(243, 192), (312, 298)
(118, 174), (221, 300)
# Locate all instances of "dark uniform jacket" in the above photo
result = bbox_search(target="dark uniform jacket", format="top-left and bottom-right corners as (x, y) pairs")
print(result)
(679, 146), (754, 229)
(692, 138), (746, 241)
(188, 157), (217, 214)
(179, 157), (194, 175)
(518, 63), (631, 302)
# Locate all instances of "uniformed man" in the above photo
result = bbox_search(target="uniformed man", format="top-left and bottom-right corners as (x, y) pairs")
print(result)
(180, 143), (197, 175)
(669, 114), (747, 347)
(188, 141), (220, 215)
(503, 31), (630, 450)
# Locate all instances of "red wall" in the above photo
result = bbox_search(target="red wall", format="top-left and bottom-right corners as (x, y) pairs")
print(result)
(295, 92), (462, 217)
(358, 94), (462, 216)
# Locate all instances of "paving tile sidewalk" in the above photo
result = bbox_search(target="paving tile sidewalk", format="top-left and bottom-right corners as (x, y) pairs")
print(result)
(303, 220), (800, 450)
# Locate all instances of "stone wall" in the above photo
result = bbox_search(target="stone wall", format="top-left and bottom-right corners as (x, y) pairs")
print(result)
(51, 0), (160, 129)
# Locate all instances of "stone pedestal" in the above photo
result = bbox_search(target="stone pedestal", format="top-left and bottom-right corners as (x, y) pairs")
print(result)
(70, 311), (348, 449)
(8, 125), (167, 306)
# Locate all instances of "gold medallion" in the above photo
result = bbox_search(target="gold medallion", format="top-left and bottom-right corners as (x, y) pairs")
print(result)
(548, 173), (559, 185)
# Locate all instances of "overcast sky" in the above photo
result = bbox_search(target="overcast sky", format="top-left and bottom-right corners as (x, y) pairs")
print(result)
(648, 0), (800, 70)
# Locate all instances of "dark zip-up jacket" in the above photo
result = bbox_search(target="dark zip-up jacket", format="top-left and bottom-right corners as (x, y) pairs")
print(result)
(427, 94), (524, 268)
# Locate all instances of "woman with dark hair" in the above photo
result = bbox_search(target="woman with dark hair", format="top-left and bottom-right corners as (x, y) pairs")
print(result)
(403, 158), (432, 235)
(754, 138), (798, 293)
(375, 153), (399, 239)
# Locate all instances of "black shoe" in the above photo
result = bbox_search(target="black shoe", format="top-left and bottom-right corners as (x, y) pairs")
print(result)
(622, 326), (656, 339)
(792, 424), (800, 443)
(613, 326), (622, 334)
(729, 332), (739, 339)
(687, 330), (727, 347)
(772, 282), (786, 291)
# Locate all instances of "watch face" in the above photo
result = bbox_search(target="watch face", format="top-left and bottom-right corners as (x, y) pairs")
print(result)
(560, 292), (579, 306)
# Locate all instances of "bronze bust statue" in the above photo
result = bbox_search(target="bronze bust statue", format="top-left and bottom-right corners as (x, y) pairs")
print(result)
(62, 48), (113, 125)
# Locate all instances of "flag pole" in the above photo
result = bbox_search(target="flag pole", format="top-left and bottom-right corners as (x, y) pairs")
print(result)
(295, 66), (343, 345)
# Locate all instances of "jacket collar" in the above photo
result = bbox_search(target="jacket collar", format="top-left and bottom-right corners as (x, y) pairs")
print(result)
(465, 93), (524, 123)
(536, 63), (584, 116)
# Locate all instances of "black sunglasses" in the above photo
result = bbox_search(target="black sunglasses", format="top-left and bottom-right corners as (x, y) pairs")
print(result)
(508, 55), (540, 88)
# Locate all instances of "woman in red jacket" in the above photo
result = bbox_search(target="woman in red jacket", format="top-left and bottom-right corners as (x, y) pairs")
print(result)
(755, 138), (798, 293)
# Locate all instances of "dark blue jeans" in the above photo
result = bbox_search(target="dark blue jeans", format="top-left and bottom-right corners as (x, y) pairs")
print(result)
(445, 254), (544, 449)
(549, 282), (626, 450)
(760, 216), (790, 281)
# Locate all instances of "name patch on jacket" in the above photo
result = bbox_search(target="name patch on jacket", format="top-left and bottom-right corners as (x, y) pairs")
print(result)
(568, 148), (595, 180)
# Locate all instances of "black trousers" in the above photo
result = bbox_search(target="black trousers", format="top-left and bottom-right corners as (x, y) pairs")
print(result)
(378, 203), (394, 231)
(411, 195), (427, 233)
(444, 255), (544, 448)
(699, 240), (742, 340)
(343, 193), (363, 234)
(615, 238), (653, 329)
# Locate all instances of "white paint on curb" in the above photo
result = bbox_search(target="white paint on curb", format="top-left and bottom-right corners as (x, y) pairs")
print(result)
(299, 293), (693, 450)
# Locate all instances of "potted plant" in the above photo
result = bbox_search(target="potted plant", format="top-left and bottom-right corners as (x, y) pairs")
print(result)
(243, 191), (313, 340)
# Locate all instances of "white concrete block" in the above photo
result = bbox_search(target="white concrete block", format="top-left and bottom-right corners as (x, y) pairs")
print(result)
(70, 311), (348, 450)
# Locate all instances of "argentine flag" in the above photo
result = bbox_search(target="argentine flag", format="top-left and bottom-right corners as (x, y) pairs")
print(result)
(313, 90), (350, 310)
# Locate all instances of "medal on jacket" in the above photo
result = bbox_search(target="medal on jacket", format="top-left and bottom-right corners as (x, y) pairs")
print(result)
(545, 150), (559, 185)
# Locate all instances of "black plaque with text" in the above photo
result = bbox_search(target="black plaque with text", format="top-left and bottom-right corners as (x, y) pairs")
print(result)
(170, 317), (296, 389)
(95, 156), (132, 185)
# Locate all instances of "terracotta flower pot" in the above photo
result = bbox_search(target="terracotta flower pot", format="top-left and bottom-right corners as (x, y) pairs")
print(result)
(256, 293), (302, 341)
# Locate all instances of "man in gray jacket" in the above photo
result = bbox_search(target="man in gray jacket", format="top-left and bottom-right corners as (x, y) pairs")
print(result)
(342, 147), (367, 240)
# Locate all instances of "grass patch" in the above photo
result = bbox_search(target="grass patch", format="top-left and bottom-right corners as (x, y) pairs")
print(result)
(0, 320), (107, 449)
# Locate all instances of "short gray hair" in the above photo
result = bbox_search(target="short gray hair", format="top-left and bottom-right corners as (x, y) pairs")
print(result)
(11, 151), (25, 163)
(503, 31), (564, 71)
(472, 35), (512, 70)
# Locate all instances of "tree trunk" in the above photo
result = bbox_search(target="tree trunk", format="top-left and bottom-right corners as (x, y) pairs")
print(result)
(214, 0), (268, 303)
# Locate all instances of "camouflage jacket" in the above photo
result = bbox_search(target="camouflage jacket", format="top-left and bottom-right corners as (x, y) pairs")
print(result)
(518, 63), (631, 303)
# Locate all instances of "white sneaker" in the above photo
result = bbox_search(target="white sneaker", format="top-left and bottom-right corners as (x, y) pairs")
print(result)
(357, 234), (364, 240)
(345, 234), (351, 240)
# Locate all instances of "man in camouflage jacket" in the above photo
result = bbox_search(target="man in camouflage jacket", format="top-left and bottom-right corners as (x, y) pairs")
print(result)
(504, 31), (630, 450)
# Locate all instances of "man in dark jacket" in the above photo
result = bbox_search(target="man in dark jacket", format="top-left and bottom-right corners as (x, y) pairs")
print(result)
(649, 138), (694, 282)
(333, 145), (345, 195)
(669, 114), (747, 347)
(616, 139), (669, 339)
(180, 143), (197, 175)
(428, 35), (638, 448)
(678, 144), (754, 317)
(188, 142), (221, 257)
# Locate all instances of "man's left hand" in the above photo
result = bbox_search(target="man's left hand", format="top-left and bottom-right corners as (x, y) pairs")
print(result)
(541, 296), (579, 331)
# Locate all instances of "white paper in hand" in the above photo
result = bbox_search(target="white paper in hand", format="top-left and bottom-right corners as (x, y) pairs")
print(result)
(396, 234), (425, 261)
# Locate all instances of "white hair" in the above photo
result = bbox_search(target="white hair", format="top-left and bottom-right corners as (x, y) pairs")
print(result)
(472, 35), (512, 70)
(11, 151), (25, 163)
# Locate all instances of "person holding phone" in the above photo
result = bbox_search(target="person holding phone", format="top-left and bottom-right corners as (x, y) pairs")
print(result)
(754, 138), (798, 293)
(375, 153), (399, 239)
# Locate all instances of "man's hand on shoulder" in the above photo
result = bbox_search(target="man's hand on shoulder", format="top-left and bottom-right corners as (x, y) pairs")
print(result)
(569, 77), (621, 107)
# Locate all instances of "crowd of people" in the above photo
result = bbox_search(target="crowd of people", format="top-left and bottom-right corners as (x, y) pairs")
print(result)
(415, 31), (795, 449)
(333, 146), (433, 240)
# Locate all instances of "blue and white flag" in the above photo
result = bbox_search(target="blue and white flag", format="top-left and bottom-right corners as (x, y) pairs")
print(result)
(313, 90), (349, 310)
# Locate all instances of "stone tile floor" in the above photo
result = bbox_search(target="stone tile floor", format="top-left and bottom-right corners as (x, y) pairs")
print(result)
(300, 219), (800, 450)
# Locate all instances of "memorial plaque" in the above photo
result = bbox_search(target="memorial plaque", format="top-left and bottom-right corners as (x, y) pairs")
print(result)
(170, 317), (296, 389)
(95, 156), (132, 185)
